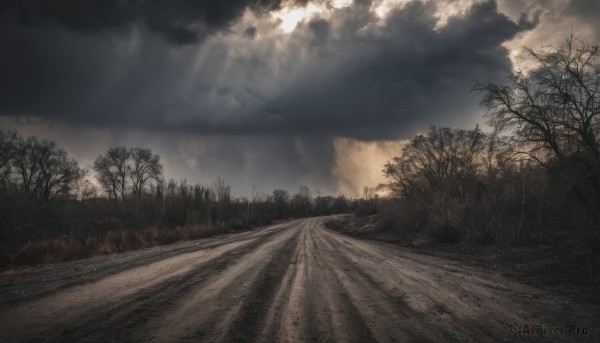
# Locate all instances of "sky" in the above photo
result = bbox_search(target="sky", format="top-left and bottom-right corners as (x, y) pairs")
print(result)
(1, 0), (599, 197)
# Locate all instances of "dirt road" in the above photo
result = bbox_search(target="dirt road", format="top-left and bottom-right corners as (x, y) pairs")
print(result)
(1, 216), (597, 342)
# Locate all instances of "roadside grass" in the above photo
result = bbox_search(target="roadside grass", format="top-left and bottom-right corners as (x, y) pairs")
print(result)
(1, 218), (298, 273)
(2, 224), (237, 271)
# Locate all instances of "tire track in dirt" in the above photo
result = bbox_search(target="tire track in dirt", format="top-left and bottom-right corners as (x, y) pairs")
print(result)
(52, 236), (279, 342)
(142, 219), (304, 342)
(251, 219), (379, 342)
(318, 225), (599, 342)
(0, 221), (299, 342)
(1, 216), (598, 342)
(313, 226), (422, 342)
(0, 220), (302, 307)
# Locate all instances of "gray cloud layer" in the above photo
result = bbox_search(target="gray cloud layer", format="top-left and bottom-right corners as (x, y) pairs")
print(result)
(1, 0), (594, 194)
(0, 0), (534, 138)
(0, 0), (288, 44)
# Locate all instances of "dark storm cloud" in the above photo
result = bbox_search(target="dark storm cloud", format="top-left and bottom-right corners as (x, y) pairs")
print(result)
(0, 0), (538, 140)
(4, 0), (580, 195)
(0, 0), (286, 44)
(263, 0), (537, 139)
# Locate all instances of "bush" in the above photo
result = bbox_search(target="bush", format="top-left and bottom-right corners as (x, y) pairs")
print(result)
(428, 221), (462, 244)
(354, 201), (377, 217)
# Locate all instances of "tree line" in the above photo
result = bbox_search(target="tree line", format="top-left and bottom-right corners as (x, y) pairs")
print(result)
(0, 133), (356, 268)
(382, 35), (600, 247)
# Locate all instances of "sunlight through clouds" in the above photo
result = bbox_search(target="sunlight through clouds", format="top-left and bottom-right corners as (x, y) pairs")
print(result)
(371, 0), (413, 19)
(271, 2), (329, 33)
(333, 138), (407, 195)
(331, 0), (353, 9)
(266, 0), (490, 35)
(370, 0), (486, 29)
(3, 0), (594, 196)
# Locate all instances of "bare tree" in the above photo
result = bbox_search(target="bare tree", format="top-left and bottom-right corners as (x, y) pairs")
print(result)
(384, 126), (487, 198)
(272, 189), (290, 219)
(474, 35), (600, 206)
(291, 185), (312, 216)
(363, 186), (375, 200)
(11, 136), (82, 202)
(35, 140), (82, 202)
(12, 136), (39, 197)
(246, 184), (259, 225)
(129, 147), (163, 197)
(213, 178), (231, 223)
(72, 172), (98, 201)
(93, 147), (130, 203)
(0, 129), (17, 186)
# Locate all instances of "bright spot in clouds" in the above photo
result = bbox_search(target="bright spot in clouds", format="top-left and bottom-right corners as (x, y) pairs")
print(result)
(271, 2), (328, 33)
(333, 138), (407, 196)
(271, 0), (484, 34)
(372, 0), (412, 19)
(331, 0), (353, 9)
(371, 0), (484, 29)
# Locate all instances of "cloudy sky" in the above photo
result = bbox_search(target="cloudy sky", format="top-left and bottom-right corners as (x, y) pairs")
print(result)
(1, 0), (598, 196)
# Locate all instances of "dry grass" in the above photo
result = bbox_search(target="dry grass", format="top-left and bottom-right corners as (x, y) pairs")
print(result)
(1, 224), (231, 271)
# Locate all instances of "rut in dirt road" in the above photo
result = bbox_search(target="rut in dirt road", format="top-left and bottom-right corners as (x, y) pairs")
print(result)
(1, 216), (597, 342)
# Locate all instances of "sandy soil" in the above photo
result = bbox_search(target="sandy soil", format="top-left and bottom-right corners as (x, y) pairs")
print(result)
(0, 216), (597, 342)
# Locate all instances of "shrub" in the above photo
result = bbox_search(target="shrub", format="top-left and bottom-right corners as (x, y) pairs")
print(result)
(428, 221), (462, 244)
